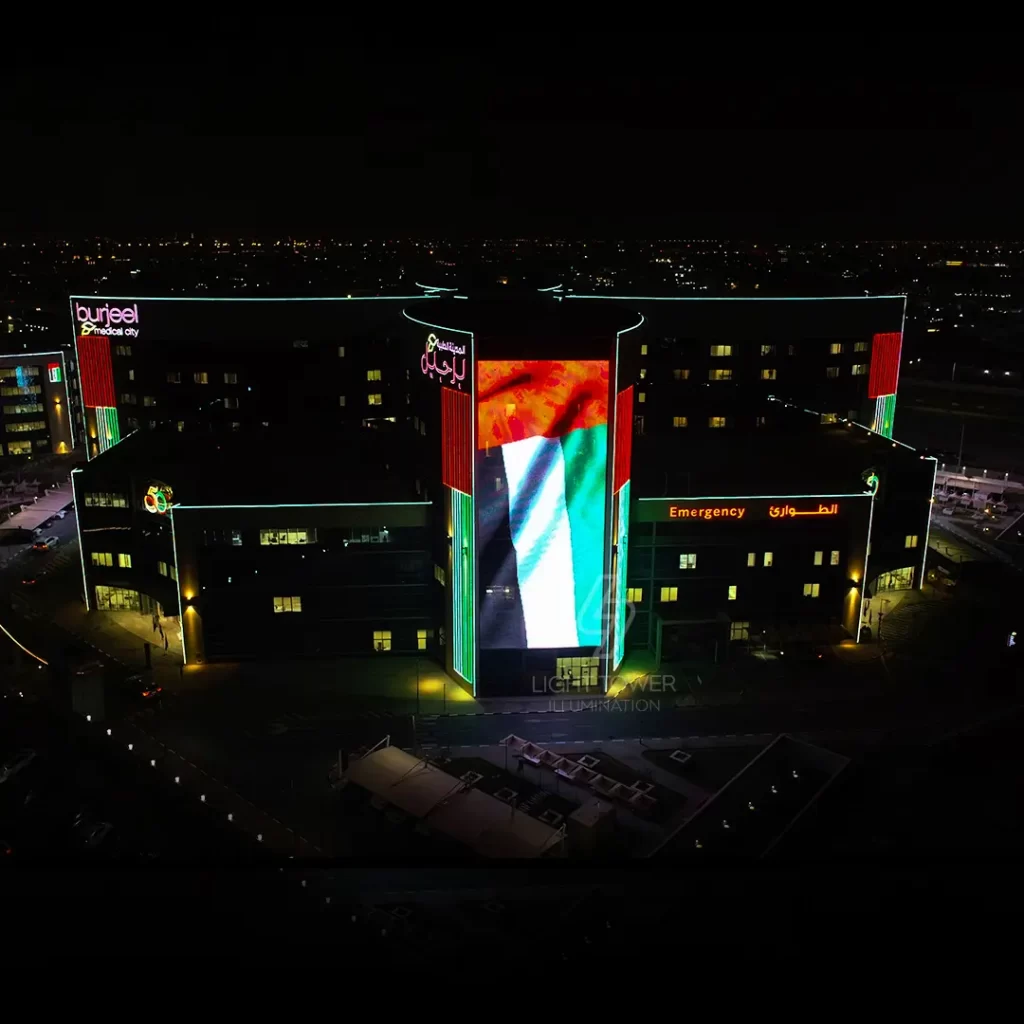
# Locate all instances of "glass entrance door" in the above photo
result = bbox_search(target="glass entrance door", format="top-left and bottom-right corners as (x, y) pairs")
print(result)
(555, 656), (601, 691)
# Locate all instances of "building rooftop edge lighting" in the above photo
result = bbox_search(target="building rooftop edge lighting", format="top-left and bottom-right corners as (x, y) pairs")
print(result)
(68, 295), (438, 303)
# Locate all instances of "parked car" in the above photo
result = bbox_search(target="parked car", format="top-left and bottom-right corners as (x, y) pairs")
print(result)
(0, 749), (37, 785)
(942, 507), (956, 517)
(21, 575), (37, 585)
(125, 672), (162, 700)
(55, 510), (68, 520)
(32, 535), (59, 551)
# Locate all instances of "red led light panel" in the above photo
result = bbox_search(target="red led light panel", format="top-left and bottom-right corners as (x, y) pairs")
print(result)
(441, 386), (472, 494)
(77, 334), (117, 408)
(868, 332), (902, 399)
(613, 385), (634, 494)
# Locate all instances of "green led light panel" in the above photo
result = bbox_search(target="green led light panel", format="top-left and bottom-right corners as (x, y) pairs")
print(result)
(451, 487), (475, 685)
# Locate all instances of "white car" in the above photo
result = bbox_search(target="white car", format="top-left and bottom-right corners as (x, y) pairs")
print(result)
(0, 749), (37, 785)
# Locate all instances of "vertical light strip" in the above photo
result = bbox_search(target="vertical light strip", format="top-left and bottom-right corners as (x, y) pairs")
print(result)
(59, 350), (74, 449)
(95, 406), (121, 453)
(856, 491), (877, 643)
(920, 458), (937, 590)
(71, 468), (90, 611)
(169, 508), (187, 666)
(612, 480), (631, 670)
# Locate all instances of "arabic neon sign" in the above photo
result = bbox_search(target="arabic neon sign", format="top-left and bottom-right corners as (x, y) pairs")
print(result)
(421, 332), (467, 389)
(769, 502), (839, 519)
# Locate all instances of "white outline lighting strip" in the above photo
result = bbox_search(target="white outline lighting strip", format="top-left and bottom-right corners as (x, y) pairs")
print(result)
(71, 468), (90, 611)
(639, 492), (872, 501)
(856, 491), (876, 644)
(169, 508), (187, 666)
(565, 294), (908, 302)
(920, 456), (938, 590)
(70, 294), (434, 303)
(172, 500), (432, 510)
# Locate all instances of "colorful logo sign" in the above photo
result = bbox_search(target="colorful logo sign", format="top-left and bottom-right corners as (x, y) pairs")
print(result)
(76, 301), (140, 338)
(421, 333), (467, 389)
(144, 484), (173, 515)
(47, 362), (61, 383)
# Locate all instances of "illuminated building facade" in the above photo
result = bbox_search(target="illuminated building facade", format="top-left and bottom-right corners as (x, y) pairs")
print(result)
(407, 299), (642, 697)
(601, 295), (906, 441)
(625, 400), (935, 659)
(68, 295), (429, 461)
(67, 287), (930, 692)
(73, 429), (435, 664)
(0, 351), (73, 457)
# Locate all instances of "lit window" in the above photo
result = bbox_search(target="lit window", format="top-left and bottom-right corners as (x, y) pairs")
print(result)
(727, 585), (737, 601)
(224, 372), (238, 384)
(231, 422), (241, 431)
(338, 346), (346, 358)
(672, 416), (688, 428)
(826, 366), (840, 378)
(760, 368), (777, 380)
(84, 492), (127, 508)
(367, 369), (382, 381)
(763, 551), (773, 568)
(640, 344), (648, 355)
(626, 587), (643, 603)
(170, 565), (177, 582)
(679, 553), (696, 570)
(730, 621), (750, 641)
(709, 369), (732, 381)
(660, 587), (678, 602)
(128, 369), (135, 381)
(434, 564), (446, 586)
(755, 416), (766, 427)
(814, 550), (824, 566)
(639, 368), (647, 379)
(708, 416), (727, 428)
(117, 553), (132, 568)
(260, 528), (316, 546)
(673, 368), (690, 380)
(820, 412), (838, 424)
(157, 561), (168, 576)
(143, 396), (156, 407)
(368, 393), (382, 405)
(90, 552), (113, 567)
(194, 372), (209, 384)
(905, 534), (919, 549)
(638, 392), (646, 403)
(292, 340), (309, 349)
(339, 395), (346, 407)
(760, 345), (776, 357)
(231, 531), (243, 546)
(373, 629), (392, 652)
(854, 341), (869, 353)
(710, 345), (732, 357)
(830, 550), (840, 566)
(494, 476), (503, 492)
(417, 629), (428, 651)
(224, 396), (239, 409)
(829, 343), (844, 355)
(803, 582), (820, 598)
(273, 596), (302, 613)
(747, 552), (755, 567)
(851, 364), (868, 376)
(176, 421), (184, 432)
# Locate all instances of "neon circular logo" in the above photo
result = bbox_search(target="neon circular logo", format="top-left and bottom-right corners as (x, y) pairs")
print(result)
(144, 484), (173, 515)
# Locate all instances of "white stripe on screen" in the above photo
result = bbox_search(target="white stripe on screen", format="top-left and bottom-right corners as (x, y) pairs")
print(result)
(501, 435), (579, 648)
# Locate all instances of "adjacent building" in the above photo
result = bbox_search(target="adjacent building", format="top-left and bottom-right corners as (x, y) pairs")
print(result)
(0, 350), (73, 456)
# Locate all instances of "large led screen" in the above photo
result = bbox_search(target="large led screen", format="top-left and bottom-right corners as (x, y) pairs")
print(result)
(476, 359), (609, 649)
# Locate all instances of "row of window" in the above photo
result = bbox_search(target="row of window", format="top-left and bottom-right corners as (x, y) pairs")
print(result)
(654, 341), (871, 359)
(84, 492), (128, 507)
(260, 528), (317, 546)
(113, 345), (132, 357)
(166, 372), (240, 384)
(91, 552), (133, 568)
(667, 415), (729, 428)
(654, 583), (823, 603)
(0, 384), (42, 396)
(3, 402), (44, 415)
(5, 420), (46, 433)
(674, 550), (845, 570)
(157, 561), (178, 580)
(3, 440), (34, 455)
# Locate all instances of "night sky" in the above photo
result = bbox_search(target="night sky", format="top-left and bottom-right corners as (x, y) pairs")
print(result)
(5, 29), (1023, 237)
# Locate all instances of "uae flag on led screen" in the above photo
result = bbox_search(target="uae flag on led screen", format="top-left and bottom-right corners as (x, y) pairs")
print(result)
(476, 360), (609, 650)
